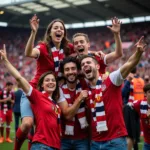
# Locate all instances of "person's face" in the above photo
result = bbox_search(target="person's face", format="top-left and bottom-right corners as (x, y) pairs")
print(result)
(42, 74), (56, 93)
(73, 36), (90, 56)
(63, 62), (78, 83)
(7, 85), (13, 91)
(50, 21), (65, 44)
(81, 57), (99, 81)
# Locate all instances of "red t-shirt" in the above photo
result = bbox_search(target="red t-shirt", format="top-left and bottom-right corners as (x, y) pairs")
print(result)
(0, 90), (15, 110)
(85, 70), (127, 141)
(133, 100), (150, 144)
(27, 87), (60, 149)
(58, 88), (88, 140)
(30, 43), (74, 88)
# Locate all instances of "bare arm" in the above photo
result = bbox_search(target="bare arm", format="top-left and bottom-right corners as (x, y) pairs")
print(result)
(120, 36), (146, 79)
(0, 45), (30, 94)
(105, 17), (123, 64)
(25, 14), (40, 58)
(58, 90), (88, 120)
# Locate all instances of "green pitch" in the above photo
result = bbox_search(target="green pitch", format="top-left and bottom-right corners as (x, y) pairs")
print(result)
(0, 117), (27, 150)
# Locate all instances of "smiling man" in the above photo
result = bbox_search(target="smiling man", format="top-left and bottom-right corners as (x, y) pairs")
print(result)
(58, 57), (89, 150)
(80, 36), (147, 150)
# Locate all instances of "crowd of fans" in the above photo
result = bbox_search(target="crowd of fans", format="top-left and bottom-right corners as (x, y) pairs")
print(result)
(0, 22), (150, 89)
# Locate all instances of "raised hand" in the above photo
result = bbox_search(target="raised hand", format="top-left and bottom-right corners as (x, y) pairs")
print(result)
(29, 14), (40, 33)
(107, 17), (121, 34)
(135, 36), (147, 52)
(78, 90), (88, 102)
(0, 44), (7, 62)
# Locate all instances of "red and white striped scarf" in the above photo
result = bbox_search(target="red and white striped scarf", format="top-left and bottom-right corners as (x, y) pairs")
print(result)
(2, 89), (13, 114)
(51, 45), (64, 77)
(61, 80), (88, 135)
(86, 76), (108, 133)
(136, 97), (148, 118)
(128, 80), (134, 103)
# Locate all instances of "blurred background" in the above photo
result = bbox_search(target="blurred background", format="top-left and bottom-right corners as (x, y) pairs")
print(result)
(0, 0), (150, 149)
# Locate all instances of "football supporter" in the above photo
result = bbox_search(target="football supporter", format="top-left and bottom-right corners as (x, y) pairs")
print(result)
(0, 81), (14, 143)
(0, 45), (61, 150)
(72, 17), (123, 74)
(132, 83), (150, 150)
(79, 36), (146, 150)
(58, 57), (89, 150)
(15, 14), (74, 150)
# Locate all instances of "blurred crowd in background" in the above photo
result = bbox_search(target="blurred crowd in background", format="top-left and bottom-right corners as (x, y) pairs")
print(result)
(0, 22), (150, 89)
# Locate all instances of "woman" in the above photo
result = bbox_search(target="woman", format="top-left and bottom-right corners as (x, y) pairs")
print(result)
(0, 45), (61, 150)
(15, 15), (74, 150)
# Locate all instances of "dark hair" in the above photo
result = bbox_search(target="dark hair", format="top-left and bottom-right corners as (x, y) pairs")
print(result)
(72, 33), (90, 43)
(40, 19), (71, 57)
(131, 67), (137, 74)
(6, 82), (13, 86)
(79, 55), (98, 65)
(60, 56), (80, 73)
(37, 71), (60, 102)
(143, 83), (150, 93)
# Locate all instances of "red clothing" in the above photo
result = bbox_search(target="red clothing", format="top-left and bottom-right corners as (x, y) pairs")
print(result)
(27, 87), (60, 149)
(86, 76), (127, 141)
(133, 100), (150, 144)
(30, 43), (74, 88)
(95, 55), (107, 74)
(61, 89), (88, 140)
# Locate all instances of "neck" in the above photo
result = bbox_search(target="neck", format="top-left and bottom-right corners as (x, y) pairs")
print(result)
(67, 81), (76, 90)
(54, 42), (61, 49)
(89, 73), (99, 87)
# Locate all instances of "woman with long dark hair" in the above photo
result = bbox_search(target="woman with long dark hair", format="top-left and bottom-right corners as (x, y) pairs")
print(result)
(0, 45), (61, 150)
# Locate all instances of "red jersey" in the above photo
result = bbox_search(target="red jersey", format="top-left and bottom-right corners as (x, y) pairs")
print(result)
(27, 87), (60, 149)
(30, 43), (74, 88)
(0, 90), (15, 110)
(86, 69), (127, 141)
(133, 100), (150, 144)
(58, 88), (88, 140)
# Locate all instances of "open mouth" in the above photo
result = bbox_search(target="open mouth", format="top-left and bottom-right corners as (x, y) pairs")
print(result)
(78, 48), (84, 52)
(55, 33), (62, 38)
(85, 69), (91, 74)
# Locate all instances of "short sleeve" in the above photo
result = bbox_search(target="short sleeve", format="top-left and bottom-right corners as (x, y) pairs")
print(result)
(109, 69), (124, 86)
(57, 88), (66, 103)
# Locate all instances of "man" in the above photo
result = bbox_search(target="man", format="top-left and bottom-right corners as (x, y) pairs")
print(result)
(132, 83), (150, 150)
(0, 81), (15, 143)
(58, 57), (89, 150)
(80, 36), (146, 149)
(73, 17), (123, 74)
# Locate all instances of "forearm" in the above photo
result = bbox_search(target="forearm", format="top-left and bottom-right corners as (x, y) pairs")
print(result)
(0, 99), (8, 103)
(64, 97), (82, 120)
(25, 31), (37, 57)
(114, 33), (123, 57)
(106, 33), (123, 64)
(3, 59), (30, 93)
(121, 50), (143, 79)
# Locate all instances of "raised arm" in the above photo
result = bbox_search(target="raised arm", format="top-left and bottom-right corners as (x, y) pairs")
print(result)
(105, 17), (123, 64)
(0, 45), (30, 94)
(25, 14), (40, 58)
(120, 36), (147, 79)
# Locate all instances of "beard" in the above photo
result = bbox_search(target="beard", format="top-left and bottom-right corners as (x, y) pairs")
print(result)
(65, 74), (78, 84)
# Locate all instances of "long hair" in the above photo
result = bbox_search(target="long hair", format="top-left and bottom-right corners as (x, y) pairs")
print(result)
(37, 71), (60, 102)
(40, 19), (71, 57)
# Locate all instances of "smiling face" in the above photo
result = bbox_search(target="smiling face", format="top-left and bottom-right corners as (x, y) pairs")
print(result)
(73, 35), (90, 56)
(81, 57), (99, 81)
(42, 74), (56, 93)
(50, 21), (65, 44)
(63, 62), (78, 83)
